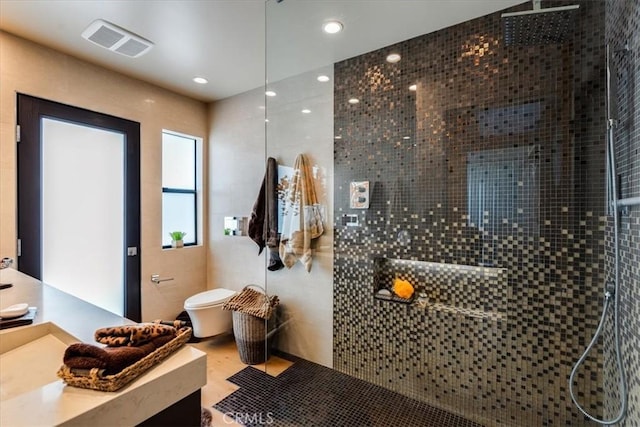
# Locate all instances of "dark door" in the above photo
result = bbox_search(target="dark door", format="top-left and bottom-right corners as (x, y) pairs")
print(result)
(17, 94), (141, 322)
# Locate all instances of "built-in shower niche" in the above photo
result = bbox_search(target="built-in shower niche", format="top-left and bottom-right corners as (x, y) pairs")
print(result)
(373, 257), (508, 318)
(373, 257), (419, 304)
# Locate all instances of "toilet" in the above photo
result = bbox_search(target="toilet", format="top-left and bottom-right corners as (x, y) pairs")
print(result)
(184, 288), (237, 338)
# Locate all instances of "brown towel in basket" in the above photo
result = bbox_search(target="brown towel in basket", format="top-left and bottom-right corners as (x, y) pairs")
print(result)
(64, 334), (175, 375)
(222, 286), (279, 319)
(95, 323), (177, 347)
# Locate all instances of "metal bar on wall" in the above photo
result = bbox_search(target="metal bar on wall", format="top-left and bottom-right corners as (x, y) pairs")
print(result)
(617, 196), (640, 208)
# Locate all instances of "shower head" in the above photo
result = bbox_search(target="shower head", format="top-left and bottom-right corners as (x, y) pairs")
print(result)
(502, 1), (579, 46)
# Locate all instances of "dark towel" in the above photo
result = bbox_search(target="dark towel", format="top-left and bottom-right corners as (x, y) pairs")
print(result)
(94, 323), (176, 347)
(248, 157), (284, 271)
(63, 334), (175, 375)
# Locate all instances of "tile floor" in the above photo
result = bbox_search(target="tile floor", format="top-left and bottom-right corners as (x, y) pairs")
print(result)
(191, 334), (293, 426)
(192, 335), (482, 427)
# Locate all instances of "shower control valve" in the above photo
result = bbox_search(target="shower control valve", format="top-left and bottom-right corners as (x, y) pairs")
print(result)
(605, 280), (616, 297)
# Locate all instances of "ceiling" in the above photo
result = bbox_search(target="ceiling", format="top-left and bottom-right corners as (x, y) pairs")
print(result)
(0, 0), (525, 103)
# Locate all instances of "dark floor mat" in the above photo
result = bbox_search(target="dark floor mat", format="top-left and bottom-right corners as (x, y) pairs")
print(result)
(214, 354), (483, 427)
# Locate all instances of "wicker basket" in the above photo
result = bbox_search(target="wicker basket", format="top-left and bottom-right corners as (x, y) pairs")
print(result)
(228, 285), (277, 365)
(232, 311), (270, 365)
(57, 327), (192, 392)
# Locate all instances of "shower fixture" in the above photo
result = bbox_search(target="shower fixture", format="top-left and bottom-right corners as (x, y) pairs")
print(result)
(501, 0), (579, 46)
(569, 44), (633, 426)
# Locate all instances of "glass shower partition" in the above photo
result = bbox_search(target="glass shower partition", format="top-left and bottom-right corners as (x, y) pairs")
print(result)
(263, 0), (335, 374)
(262, 1), (607, 426)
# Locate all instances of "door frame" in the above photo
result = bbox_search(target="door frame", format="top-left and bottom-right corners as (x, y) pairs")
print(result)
(17, 94), (141, 322)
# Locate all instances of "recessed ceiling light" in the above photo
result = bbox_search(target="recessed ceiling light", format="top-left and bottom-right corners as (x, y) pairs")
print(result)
(323, 20), (343, 34)
(317, 75), (330, 82)
(409, 84), (417, 91)
(348, 98), (360, 104)
(386, 53), (401, 63)
(265, 90), (277, 97)
(301, 109), (311, 114)
(193, 77), (208, 84)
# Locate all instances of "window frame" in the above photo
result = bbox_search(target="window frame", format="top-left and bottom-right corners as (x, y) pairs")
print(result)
(161, 130), (198, 249)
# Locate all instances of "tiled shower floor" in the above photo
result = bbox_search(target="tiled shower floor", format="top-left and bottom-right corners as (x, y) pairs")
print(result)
(203, 340), (482, 427)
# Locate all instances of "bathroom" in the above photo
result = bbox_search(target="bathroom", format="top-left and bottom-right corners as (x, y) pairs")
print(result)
(0, 0), (638, 426)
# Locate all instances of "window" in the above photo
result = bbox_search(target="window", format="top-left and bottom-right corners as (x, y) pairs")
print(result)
(162, 131), (199, 247)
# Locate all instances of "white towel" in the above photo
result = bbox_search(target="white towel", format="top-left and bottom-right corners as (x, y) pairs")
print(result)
(279, 154), (324, 272)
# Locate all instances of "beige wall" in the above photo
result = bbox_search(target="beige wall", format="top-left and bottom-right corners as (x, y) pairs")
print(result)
(0, 31), (209, 322)
(208, 66), (334, 367)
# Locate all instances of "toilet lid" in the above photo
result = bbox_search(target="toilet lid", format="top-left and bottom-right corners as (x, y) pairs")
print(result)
(184, 288), (237, 309)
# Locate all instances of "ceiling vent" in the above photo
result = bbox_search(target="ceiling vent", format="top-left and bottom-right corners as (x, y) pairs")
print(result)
(81, 19), (153, 58)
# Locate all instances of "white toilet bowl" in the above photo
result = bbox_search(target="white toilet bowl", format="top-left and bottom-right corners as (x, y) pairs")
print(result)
(184, 288), (236, 338)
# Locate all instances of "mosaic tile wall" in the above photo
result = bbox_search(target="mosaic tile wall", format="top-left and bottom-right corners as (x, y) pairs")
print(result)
(333, 2), (607, 425)
(603, 0), (640, 425)
(373, 258), (507, 315)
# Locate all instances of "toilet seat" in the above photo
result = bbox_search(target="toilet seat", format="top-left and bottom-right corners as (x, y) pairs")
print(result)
(184, 288), (236, 309)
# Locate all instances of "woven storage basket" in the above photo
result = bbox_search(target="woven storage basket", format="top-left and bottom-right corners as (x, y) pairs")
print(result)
(232, 311), (270, 365)
(226, 285), (277, 365)
(57, 326), (192, 392)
